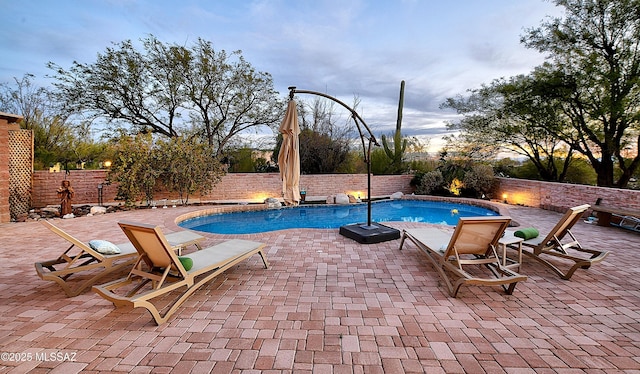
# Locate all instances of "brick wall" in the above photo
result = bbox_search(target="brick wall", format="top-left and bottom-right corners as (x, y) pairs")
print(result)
(31, 171), (640, 212)
(32, 170), (119, 208)
(31, 171), (415, 207)
(495, 177), (640, 212)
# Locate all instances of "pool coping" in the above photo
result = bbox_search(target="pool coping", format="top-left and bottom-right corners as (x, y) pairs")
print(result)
(174, 195), (515, 228)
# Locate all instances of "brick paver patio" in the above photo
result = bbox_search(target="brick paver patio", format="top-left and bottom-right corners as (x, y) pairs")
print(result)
(1, 202), (639, 373)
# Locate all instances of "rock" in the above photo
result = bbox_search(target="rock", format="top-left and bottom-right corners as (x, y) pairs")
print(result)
(62, 213), (75, 219)
(38, 207), (60, 219)
(326, 195), (335, 204)
(391, 191), (404, 200)
(90, 206), (108, 215)
(335, 193), (350, 205)
(73, 205), (92, 216)
(264, 197), (282, 209)
(348, 194), (357, 203)
(22, 203), (129, 221)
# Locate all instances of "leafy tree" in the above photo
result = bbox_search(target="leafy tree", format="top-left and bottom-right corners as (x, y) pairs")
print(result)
(29, 111), (75, 170)
(298, 128), (351, 173)
(335, 150), (367, 174)
(225, 147), (258, 172)
(557, 157), (598, 185)
(411, 151), (496, 197)
(521, 0), (640, 187)
(273, 98), (354, 174)
(156, 135), (224, 204)
(491, 157), (521, 177)
(444, 0), (640, 188)
(254, 156), (279, 173)
(512, 156), (597, 185)
(1, 74), (111, 170)
(436, 151), (471, 186)
(108, 133), (224, 206)
(442, 72), (575, 182)
(407, 158), (437, 175)
(0, 74), (49, 128)
(108, 133), (159, 206)
(48, 35), (283, 156)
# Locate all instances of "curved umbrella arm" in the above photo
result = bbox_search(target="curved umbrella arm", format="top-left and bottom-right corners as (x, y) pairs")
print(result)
(288, 86), (380, 163)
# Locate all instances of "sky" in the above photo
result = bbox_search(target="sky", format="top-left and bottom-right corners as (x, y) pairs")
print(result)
(0, 0), (563, 149)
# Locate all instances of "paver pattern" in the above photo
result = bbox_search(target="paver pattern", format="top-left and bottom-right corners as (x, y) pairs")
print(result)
(1, 203), (639, 373)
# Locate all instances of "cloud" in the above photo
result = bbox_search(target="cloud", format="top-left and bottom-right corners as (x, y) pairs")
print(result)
(0, 0), (563, 149)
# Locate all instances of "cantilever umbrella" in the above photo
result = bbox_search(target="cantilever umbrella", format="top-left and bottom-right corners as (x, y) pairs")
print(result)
(278, 99), (301, 206)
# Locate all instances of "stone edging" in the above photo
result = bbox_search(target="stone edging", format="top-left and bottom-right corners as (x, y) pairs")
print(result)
(174, 195), (517, 228)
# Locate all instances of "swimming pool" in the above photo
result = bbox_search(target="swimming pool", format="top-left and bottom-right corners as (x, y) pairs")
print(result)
(178, 199), (499, 235)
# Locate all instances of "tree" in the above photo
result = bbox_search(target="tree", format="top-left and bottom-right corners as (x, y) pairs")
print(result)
(0, 74), (49, 128)
(156, 135), (224, 204)
(442, 72), (576, 182)
(273, 98), (355, 174)
(108, 133), (159, 206)
(521, 0), (640, 187)
(1, 74), (108, 170)
(108, 133), (224, 206)
(48, 35), (283, 156)
(443, 0), (640, 187)
(370, 147), (392, 175)
(225, 147), (258, 172)
(298, 128), (351, 173)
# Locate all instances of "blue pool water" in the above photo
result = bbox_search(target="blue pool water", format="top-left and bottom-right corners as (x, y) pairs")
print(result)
(178, 199), (498, 235)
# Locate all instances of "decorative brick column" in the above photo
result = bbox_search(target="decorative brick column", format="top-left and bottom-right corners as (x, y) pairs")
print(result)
(0, 112), (24, 223)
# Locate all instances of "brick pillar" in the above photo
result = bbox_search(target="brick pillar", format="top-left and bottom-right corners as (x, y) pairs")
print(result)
(0, 112), (24, 223)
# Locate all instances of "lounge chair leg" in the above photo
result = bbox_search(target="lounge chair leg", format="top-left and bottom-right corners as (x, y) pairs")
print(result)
(257, 250), (270, 269)
(126, 278), (151, 297)
(398, 233), (407, 250)
(450, 281), (464, 298)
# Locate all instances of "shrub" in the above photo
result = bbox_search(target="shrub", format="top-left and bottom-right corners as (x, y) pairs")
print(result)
(108, 133), (158, 206)
(462, 164), (495, 198)
(416, 170), (445, 195)
(156, 136), (225, 204)
(108, 134), (224, 206)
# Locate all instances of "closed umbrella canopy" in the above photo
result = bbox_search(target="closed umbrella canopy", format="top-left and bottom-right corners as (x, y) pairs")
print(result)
(278, 100), (301, 206)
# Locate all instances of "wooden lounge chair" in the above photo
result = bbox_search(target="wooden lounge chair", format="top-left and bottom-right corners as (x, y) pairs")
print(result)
(35, 220), (206, 297)
(399, 216), (527, 297)
(92, 221), (269, 325)
(613, 215), (640, 233)
(511, 204), (609, 280)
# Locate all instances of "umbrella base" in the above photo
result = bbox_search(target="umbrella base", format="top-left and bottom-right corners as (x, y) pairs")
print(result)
(339, 222), (400, 244)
